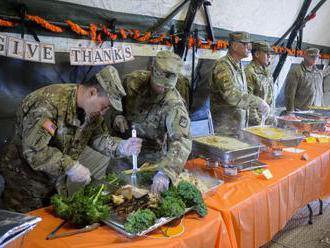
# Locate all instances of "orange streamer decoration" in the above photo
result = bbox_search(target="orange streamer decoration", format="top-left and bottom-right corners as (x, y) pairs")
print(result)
(26, 15), (63, 32)
(0, 18), (15, 27)
(1, 14), (329, 58)
(102, 25), (118, 41)
(119, 28), (127, 39)
(187, 36), (196, 49)
(198, 39), (212, 49)
(97, 32), (102, 43)
(165, 40), (172, 47)
(89, 24), (97, 41)
(172, 35), (180, 44)
(135, 32), (151, 42)
(65, 20), (89, 36)
(149, 34), (166, 44)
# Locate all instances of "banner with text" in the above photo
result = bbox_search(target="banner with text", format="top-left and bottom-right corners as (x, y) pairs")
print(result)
(70, 45), (134, 65)
(0, 34), (55, 64)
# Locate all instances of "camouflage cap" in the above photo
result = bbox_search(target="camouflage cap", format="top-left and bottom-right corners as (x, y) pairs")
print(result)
(252, 41), (273, 53)
(305, 48), (320, 57)
(229, 31), (251, 43)
(151, 51), (183, 89)
(95, 65), (126, 112)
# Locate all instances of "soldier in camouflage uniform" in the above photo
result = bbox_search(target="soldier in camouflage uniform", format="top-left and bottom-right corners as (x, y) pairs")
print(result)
(245, 41), (274, 126)
(285, 48), (323, 111)
(112, 51), (192, 193)
(176, 74), (190, 109)
(210, 32), (270, 136)
(0, 65), (142, 213)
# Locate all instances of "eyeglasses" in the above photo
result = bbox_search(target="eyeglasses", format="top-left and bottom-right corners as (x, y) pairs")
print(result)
(238, 42), (252, 49)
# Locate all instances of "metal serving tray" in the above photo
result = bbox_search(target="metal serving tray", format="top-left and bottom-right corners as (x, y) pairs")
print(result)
(103, 172), (223, 238)
(277, 117), (327, 132)
(192, 135), (261, 165)
(103, 208), (192, 238)
(309, 108), (330, 118)
(243, 126), (304, 149)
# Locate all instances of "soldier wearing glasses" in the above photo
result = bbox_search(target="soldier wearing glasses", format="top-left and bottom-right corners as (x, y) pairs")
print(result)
(210, 31), (270, 136)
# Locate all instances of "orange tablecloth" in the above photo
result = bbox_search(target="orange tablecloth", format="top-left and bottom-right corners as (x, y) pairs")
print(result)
(16, 207), (230, 248)
(186, 142), (330, 248)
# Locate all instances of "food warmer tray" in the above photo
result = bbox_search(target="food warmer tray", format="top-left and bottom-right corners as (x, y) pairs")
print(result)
(243, 126), (304, 149)
(192, 135), (262, 165)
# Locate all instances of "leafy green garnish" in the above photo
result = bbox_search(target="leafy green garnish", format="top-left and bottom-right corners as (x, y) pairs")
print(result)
(124, 209), (156, 234)
(51, 184), (110, 226)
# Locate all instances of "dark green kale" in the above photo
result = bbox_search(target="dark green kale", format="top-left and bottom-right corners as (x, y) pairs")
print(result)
(176, 181), (208, 217)
(161, 186), (180, 199)
(124, 209), (156, 234)
(156, 196), (186, 218)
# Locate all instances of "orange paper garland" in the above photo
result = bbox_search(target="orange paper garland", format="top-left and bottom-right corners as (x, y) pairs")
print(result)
(0, 18), (15, 27)
(26, 15), (63, 33)
(65, 20), (89, 36)
(0, 13), (329, 59)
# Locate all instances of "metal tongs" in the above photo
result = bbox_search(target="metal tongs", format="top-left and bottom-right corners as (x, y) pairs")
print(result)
(46, 221), (100, 240)
(131, 125), (138, 186)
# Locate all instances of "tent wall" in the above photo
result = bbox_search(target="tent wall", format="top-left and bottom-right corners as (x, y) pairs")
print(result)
(0, 0), (329, 152)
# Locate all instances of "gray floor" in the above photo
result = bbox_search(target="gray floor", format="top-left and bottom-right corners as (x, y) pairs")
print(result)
(261, 197), (330, 248)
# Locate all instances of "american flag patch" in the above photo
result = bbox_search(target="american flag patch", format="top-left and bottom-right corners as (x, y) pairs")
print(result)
(42, 119), (57, 136)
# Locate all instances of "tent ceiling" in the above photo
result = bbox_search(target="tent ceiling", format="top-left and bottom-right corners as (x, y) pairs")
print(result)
(0, 0), (329, 51)
(61, 0), (330, 47)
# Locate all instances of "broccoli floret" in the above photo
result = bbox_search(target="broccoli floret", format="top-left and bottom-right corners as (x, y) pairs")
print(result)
(51, 184), (110, 226)
(176, 181), (208, 217)
(157, 196), (186, 218)
(137, 171), (156, 186)
(124, 209), (156, 234)
(50, 194), (71, 220)
(161, 186), (179, 199)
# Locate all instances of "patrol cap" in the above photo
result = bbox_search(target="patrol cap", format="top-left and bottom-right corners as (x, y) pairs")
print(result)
(229, 31), (251, 43)
(305, 48), (320, 57)
(252, 41), (274, 53)
(95, 65), (126, 112)
(151, 50), (184, 89)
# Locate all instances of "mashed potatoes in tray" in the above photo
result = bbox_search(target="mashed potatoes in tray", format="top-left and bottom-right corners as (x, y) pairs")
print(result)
(194, 136), (251, 150)
(246, 127), (293, 140)
(309, 106), (330, 110)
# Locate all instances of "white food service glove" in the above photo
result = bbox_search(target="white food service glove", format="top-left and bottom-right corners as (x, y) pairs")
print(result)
(151, 171), (170, 194)
(117, 137), (142, 156)
(257, 99), (270, 119)
(66, 162), (91, 185)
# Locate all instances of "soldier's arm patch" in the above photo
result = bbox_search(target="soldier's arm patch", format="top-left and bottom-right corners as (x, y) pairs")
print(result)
(42, 119), (57, 136)
(179, 116), (188, 128)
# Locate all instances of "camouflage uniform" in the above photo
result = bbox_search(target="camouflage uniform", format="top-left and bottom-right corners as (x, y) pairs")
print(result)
(176, 74), (190, 109)
(210, 54), (261, 136)
(245, 41), (274, 126)
(285, 62), (323, 111)
(111, 70), (192, 183)
(0, 67), (126, 212)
